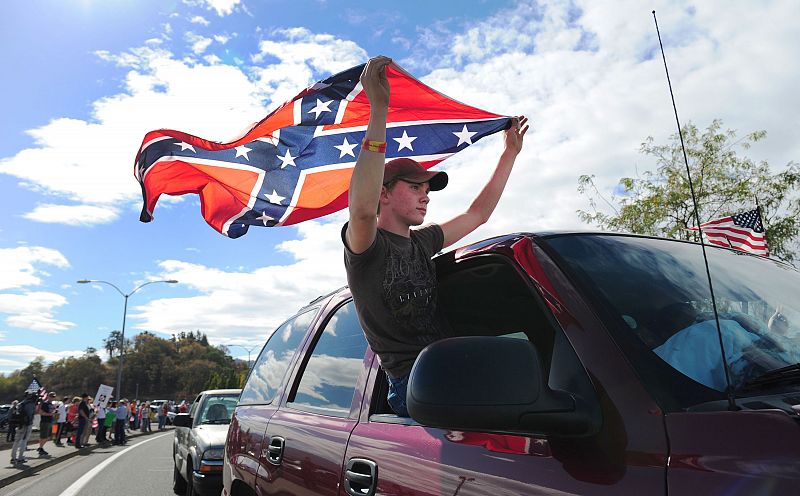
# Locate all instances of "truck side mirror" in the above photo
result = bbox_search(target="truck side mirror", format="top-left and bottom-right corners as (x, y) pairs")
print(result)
(407, 336), (597, 436)
(173, 413), (192, 428)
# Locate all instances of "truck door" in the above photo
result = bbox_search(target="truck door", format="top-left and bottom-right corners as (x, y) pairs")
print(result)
(257, 300), (371, 496)
(229, 307), (319, 490)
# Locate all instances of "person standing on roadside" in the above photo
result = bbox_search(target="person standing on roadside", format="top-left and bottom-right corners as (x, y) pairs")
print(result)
(159, 401), (170, 430)
(36, 392), (56, 456)
(114, 399), (128, 445)
(6, 399), (18, 442)
(54, 396), (68, 446)
(74, 393), (90, 449)
(104, 400), (117, 443)
(95, 398), (108, 443)
(10, 393), (36, 464)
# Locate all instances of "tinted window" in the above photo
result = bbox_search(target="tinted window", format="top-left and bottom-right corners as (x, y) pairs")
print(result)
(238, 308), (318, 405)
(546, 234), (800, 409)
(289, 301), (368, 416)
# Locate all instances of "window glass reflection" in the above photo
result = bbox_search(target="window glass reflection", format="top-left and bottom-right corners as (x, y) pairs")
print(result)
(239, 308), (317, 405)
(290, 301), (368, 416)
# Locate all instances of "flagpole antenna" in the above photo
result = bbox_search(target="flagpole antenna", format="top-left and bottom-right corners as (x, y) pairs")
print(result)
(652, 10), (738, 411)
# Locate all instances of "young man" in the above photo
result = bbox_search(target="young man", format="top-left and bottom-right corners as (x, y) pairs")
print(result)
(343, 56), (528, 416)
(37, 392), (56, 456)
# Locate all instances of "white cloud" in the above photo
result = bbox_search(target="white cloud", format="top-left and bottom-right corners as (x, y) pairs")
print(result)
(0, 291), (74, 333)
(130, 218), (347, 343)
(251, 27), (367, 105)
(0, 246), (69, 291)
(190, 15), (210, 26)
(213, 34), (230, 44)
(186, 0), (241, 17)
(0, 345), (86, 373)
(185, 32), (213, 54)
(23, 204), (119, 225)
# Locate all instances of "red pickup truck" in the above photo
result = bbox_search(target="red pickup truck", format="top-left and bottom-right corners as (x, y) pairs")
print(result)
(222, 232), (800, 496)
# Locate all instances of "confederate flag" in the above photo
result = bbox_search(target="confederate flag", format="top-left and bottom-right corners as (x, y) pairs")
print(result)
(134, 63), (511, 238)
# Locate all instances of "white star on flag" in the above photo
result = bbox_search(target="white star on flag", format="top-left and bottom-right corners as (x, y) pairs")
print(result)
(176, 141), (196, 152)
(256, 211), (274, 226)
(453, 125), (477, 146)
(393, 130), (417, 151)
(264, 190), (286, 205)
(334, 137), (358, 158)
(308, 98), (333, 119)
(277, 149), (297, 169)
(235, 145), (252, 161)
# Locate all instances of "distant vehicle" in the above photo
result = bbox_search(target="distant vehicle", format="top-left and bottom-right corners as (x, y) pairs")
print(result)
(173, 388), (241, 496)
(149, 399), (169, 414)
(223, 232), (800, 496)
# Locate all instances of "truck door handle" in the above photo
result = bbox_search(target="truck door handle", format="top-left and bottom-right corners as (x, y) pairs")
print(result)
(267, 436), (285, 466)
(344, 458), (377, 496)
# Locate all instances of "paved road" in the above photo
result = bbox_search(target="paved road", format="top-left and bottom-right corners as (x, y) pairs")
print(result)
(0, 431), (176, 496)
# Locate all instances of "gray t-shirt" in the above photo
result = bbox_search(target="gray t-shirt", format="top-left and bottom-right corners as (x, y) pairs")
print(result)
(342, 223), (449, 379)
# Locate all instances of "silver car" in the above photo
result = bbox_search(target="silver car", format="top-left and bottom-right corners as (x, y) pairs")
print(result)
(172, 388), (240, 496)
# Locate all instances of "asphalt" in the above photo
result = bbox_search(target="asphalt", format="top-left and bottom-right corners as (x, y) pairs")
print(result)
(0, 426), (173, 489)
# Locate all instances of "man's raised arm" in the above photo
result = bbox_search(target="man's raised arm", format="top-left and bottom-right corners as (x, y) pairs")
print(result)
(345, 56), (392, 254)
(440, 116), (529, 248)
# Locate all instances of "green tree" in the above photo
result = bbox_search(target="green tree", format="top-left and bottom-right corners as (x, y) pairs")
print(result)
(103, 330), (131, 358)
(578, 120), (800, 262)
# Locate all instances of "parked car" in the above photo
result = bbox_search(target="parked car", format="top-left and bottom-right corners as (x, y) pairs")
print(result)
(173, 388), (241, 496)
(222, 232), (800, 496)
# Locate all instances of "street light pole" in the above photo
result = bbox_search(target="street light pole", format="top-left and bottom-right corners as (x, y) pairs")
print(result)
(226, 344), (259, 370)
(77, 279), (178, 399)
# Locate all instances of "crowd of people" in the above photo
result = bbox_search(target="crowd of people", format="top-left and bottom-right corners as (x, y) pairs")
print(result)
(6, 391), (182, 465)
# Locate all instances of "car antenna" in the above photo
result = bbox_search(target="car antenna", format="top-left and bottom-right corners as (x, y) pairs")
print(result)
(652, 11), (738, 411)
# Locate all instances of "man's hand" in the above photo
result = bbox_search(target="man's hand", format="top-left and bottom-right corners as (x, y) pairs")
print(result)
(360, 55), (392, 109)
(440, 115), (529, 249)
(504, 116), (529, 155)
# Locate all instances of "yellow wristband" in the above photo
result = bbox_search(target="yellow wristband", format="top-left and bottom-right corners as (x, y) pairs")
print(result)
(362, 139), (387, 153)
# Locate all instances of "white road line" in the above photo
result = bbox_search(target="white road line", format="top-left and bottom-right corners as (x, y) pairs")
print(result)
(60, 432), (172, 496)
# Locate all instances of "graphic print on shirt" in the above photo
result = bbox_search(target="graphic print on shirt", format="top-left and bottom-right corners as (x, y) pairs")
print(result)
(382, 240), (440, 346)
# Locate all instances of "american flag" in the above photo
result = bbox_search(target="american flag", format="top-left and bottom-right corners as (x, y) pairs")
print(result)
(134, 63), (511, 238)
(24, 378), (47, 399)
(690, 208), (769, 256)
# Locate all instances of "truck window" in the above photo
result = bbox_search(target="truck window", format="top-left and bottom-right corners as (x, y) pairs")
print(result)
(238, 307), (318, 405)
(288, 301), (369, 417)
(365, 256), (599, 421)
(545, 233), (800, 410)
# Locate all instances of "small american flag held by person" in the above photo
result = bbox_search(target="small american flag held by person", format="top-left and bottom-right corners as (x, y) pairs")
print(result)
(134, 63), (511, 238)
(690, 208), (769, 256)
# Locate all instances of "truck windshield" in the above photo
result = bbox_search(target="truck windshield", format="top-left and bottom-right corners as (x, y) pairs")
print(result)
(545, 234), (800, 410)
(197, 394), (239, 424)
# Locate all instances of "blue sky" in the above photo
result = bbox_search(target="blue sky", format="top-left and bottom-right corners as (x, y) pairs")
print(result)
(2, 0), (799, 374)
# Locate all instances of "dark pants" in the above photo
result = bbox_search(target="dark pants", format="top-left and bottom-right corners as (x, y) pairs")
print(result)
(6, 424), (16, 442)
(114, 419), (126, 444)
(55, 422), (65, 444)
(96, 421), (107, 442)
(75, 417), (87, 448)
